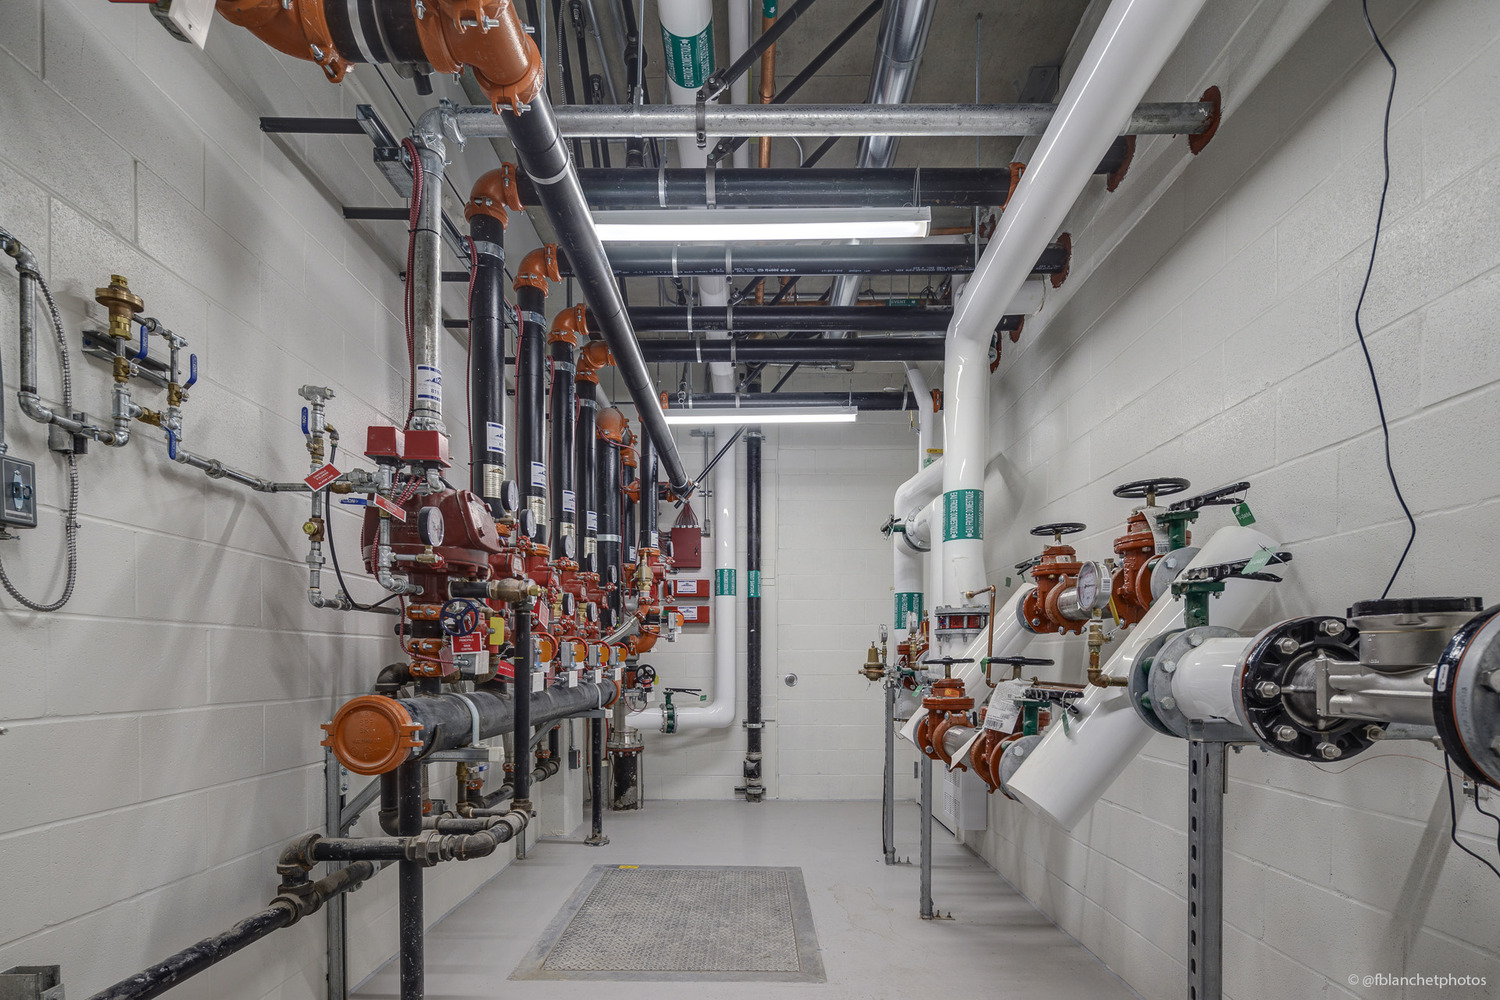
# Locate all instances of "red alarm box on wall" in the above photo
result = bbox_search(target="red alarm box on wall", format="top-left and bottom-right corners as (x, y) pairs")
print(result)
(672, 578), (709, 599)
(678, 604), (711, 625)
(670, 502), (703, 570)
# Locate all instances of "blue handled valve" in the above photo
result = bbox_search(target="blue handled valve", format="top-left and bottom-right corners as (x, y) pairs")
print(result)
(301, 406), (310, 437)
(165, 428), (178, 461)
(133, 322), (150, 361)
(183, 354), (198, 390)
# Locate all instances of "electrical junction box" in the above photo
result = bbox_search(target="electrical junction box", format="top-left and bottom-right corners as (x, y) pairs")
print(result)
(671, 578), (709, 599)
(670, 525), (703, 569)
(1, 456), (37, 530)
(678, 604), (711, 625)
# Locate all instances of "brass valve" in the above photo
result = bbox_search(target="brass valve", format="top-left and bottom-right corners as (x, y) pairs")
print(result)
(95, 274), (143, 340)
(859, 643), (884, 682)
(1085, 619), (1126, 688)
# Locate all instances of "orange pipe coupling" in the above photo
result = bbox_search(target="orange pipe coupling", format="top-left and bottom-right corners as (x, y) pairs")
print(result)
(321, 695), (423, 775)
(596, 406), (628, 444)
(514, 244), (561, 293)
(576, 340), (614, 384)
(466, 164), (522, 226)
(549, 304), (588, 345)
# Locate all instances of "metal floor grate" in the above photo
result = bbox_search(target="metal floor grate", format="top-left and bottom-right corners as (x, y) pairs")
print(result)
(513, 865), (825, 982)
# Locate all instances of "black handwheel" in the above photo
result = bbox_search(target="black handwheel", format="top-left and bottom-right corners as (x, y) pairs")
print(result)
(987, 655), (1055, 667)
(439, 598), (483, 636)
(1112, 477), (1191, 502)
(1030, 522), (1087, 540)
(636, 664), (657, 685)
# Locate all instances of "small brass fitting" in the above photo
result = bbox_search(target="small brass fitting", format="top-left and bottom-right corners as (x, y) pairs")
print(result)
(167, 383), (184, 407)
(94, 274), (143, 340)
(303, 517), (326, 542)
(136, 408), (164, 428)
(112, 354), (132, 383)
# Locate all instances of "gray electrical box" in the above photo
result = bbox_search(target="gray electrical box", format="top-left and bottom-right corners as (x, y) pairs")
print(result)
(0, 965), (64, 1000)
(1, 456), (37, 530)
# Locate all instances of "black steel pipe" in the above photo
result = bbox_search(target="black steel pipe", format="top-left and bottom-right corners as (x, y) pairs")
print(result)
(515, 285), (548, 543)
(621, 305), (1022, 334)
(596, 430), (623, 627)
(512, 603), (534, 805)
(527, 166), (1016, 209)
(744, 427), (763, 802)
(676, 391), (918, 411)
(502, 96), (691, 492)
(569, 241), (1069, 279)
(396, 761), (423, 1000)
(638, 337), (944, 363)
(622, 445), (638, 569)
(576, 392), (599, 574)
(588, 714), (607, 843)
(469, 214), (509, 516)
(84, 862), (380, 1000)
(549, 329), (578, 561)
(639, 428), (659, 552)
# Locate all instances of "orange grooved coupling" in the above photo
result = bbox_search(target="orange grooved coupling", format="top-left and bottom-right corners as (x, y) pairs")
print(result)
(596, 407), (628, 444)
(576, 340), (615, 384)
(549, 304), (587, 345)
(216, 0), (349, 81)
(466, 164), (522, 225)
(417, 0), (544, 113)
(321, 695), (424, 775)
(514, 245), (561, 293)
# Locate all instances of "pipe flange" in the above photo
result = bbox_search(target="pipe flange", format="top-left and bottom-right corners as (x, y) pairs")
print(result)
(1150, 546), (1200, 602)
(1433, 605), (1500, 789)
(996, 733), (1043, 800)
(1127, 630), (1180, 736)
(1146, 625), (1242, 738)
(1236, 616), (1377, 761)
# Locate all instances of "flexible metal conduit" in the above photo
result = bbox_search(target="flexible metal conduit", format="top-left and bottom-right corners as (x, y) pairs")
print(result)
(454, 101), (1215, 138)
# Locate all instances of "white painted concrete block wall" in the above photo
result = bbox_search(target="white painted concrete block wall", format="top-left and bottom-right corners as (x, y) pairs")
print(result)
(966, 1), (1500, 997)
(639, 412), (917, 801)
(0, 3), (541, 998)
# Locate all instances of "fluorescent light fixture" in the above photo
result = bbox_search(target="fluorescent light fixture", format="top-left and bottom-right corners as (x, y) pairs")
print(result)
(594, 208), (931, 243)
(662, 405), (858, 426)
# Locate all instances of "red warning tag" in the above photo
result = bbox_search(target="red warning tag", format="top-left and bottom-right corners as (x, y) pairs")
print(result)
(303, 463), (341, 490)
(373, 495), (407, 521)
(452, 632), (484, 654)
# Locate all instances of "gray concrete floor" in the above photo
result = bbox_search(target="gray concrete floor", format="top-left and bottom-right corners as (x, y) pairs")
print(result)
(354, 800), (1139, 1000)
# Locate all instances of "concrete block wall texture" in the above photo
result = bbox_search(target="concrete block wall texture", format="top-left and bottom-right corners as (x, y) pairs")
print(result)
(0, 3), (544, 998)
(964, 0), (1500, 997)
(638, 410), (919, 801)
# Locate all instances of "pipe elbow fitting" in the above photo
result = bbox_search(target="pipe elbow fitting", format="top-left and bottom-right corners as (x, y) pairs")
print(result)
(277, 832), (322, 874)
(514, 245), (561, 293)
(575, 339), (613, 382)
(0, 228), (39, 274)
(423, 0), (544, 113)
(214, 0), (350, 81)
(549, 304), (587, 345)
(466, 164), (523, 226)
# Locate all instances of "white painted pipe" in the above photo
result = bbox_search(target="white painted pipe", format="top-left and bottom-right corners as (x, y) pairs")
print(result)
(938, 0), (1209, 618)
(1005, 525), (1282, 829)
(728, 0), (751, 169)
(660, 0), (718, 168)
(903, 364), (940, 472)
(1171, 636), (1255, 727)
(892, 458), (943, 636)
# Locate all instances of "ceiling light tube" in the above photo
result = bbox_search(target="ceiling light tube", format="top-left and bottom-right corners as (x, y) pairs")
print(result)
(593, 208), (931, 243)
(662, 405), (859, 426)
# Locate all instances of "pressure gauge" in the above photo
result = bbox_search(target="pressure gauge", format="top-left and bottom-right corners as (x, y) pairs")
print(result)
(497, 480), (521, 515)
(560, 533), (578, 561)
(561, 593), (577, 617)
(417, 507), (445, 547)
(586, 602), (599, 624)
(1076, 560), (1113, 613)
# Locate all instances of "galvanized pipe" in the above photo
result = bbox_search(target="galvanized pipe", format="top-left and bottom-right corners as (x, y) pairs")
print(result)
(574, 241), (1071, 278)
(454, 101), (1214, 139)
(408, 112), (447, 434)
(621, 305), (1023, 334)
(639, 338), (944, 363)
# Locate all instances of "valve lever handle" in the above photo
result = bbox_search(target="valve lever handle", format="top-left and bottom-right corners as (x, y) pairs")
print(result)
(184, 354), (198, 390)
(134, 322), (149, 361)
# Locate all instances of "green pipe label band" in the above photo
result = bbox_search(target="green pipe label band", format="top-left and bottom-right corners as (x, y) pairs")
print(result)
(662, 24), (715, 89)
(894, 592), (923, 627)
(763, 1), (778, 17)
(748, 570), (761, 598)
(716, 567), (736, 596)
(943, 489), (984, 541)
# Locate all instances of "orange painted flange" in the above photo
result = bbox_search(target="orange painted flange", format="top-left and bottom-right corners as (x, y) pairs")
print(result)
(1022, 544), (1084, 635)
(577, 340), (614, 384)
(550, 304), (587, 345)
(1188, 86), (1222, 156)
(321, 696), (424, 775)
(597, 406), (628, 444)
(216, 0), (350, 81)
(1110, 510), (1160, 626)
(421, 0), (545, 113)
(1106, 136), (1136, 192)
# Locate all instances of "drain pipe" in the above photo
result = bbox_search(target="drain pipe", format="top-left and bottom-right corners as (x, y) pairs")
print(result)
(744, 425), (764, 800)
(903, 363), (938, 472)
(940, 0), (1210, 635)
(466, 168), (522, 517)
(596, 407), (628, 627)
(550, 306), (587, 561)
(827, 0), (936, 324)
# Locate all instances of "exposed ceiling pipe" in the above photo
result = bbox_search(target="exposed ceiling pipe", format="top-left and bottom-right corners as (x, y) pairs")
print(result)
(569, 241), (1072, 278)
(937, 0), (1211, 633)
(827, 0), (935, 328)
(669, 391), (921, 410)
(637, 338), (945, 363)
(619, 292), (1041, 333)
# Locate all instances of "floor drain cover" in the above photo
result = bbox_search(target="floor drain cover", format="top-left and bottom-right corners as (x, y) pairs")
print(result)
(513, 865), (825, 982)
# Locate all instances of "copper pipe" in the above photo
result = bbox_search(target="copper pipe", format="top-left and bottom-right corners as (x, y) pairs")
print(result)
(755, 9), (777, 307)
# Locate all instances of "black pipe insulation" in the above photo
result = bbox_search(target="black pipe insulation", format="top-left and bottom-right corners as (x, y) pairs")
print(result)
(85, 862), (380, 1000)
(553, 241), (1070, 279)
(502, 96), (692, 493)
(744, 426), (764, 802)
(589, 712), (606, 843)
(675, 391), (919, 411)
(596, 432), (623, 627)
(549, 329), (579, 562)
(638, 428), (659, 553)
(637, 337), (946, 364)
(468, 214), (510, 516)
(512, 603), (535, 805)
(396, 761), (423, 1000)
(622, 448), (638, 569)
(619, 306), (1021, 334)
(515, 285), (548, 544)
(576, 392), (599, 575)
